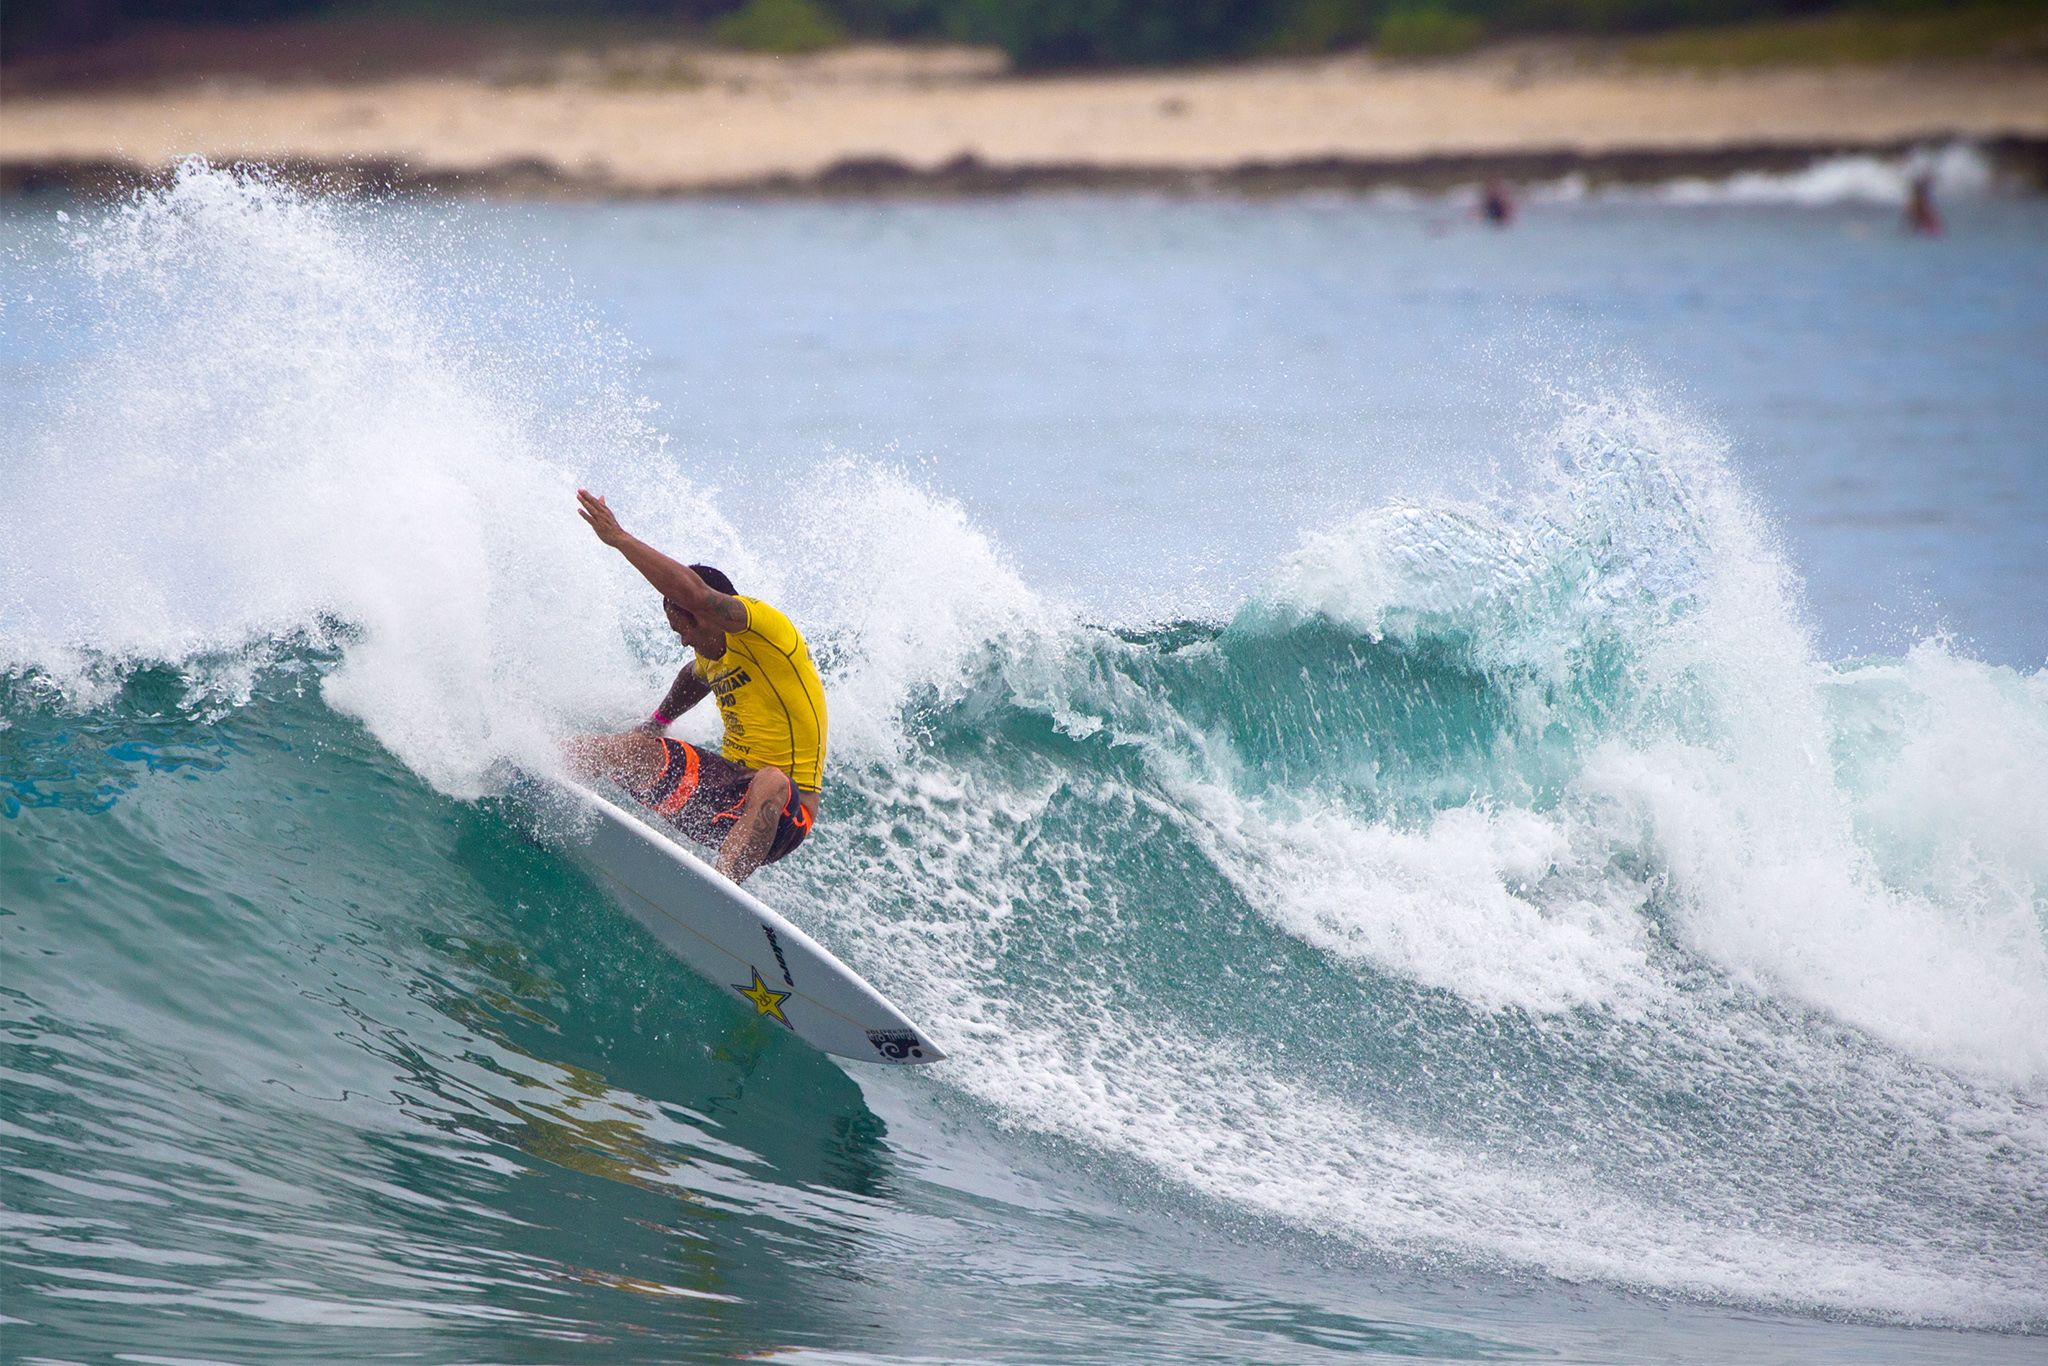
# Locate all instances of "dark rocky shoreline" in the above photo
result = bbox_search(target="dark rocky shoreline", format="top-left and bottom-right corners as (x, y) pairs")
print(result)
(8, 135), (2046, 201)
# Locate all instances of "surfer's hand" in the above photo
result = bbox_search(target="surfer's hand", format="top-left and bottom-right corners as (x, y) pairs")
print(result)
(576, 489), (628, 547)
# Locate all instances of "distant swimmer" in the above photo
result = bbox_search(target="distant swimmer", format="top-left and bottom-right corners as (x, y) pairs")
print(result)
(1905, 172), (1943, 236)
(567, 490), (826, 883)
(1480, 178), (1516, 227)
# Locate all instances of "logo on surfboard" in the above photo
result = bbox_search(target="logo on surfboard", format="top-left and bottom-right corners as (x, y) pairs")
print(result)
(733, 968), (792, 1027)
(761, 925), (796, 987)
(866, 1029), (929, 1061)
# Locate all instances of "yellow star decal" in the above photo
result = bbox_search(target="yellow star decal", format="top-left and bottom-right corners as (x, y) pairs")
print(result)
(732, 968), (791, 1027)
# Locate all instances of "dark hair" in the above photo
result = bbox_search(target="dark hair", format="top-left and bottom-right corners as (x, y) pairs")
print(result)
(688, 563), (736, 597)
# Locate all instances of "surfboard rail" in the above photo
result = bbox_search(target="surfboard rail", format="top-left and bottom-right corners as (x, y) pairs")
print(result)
(525, 773), (944, 1066)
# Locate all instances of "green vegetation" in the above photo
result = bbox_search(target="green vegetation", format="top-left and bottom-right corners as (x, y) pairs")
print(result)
(895, 1), (1308, 69)
(1265, 0), (1375, 55)
(1375, 5), (1486, 55)
(713, 0), (848, 52)
(1628, 2), (2048, 67)
(8, 0), (2046, 71)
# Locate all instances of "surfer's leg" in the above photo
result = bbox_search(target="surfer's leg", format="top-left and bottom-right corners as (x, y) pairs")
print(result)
(563, 731), (669, 790)
(715, 766), (793, 884)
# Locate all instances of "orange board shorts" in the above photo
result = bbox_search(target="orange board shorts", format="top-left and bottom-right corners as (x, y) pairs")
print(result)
(626, 737), (812, 867)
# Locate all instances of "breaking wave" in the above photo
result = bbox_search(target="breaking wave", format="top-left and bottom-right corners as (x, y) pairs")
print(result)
(5, 164), (2046, 1352)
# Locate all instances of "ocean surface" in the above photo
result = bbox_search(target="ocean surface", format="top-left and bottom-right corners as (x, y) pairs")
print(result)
(3, 153), (2045, 1364)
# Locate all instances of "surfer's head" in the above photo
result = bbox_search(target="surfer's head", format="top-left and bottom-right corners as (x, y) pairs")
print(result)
(663, 565), (738, 653)
(687, 564), (736, 597)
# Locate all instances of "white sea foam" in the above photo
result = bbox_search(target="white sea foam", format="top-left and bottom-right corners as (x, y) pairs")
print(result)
(0, 162), (728, 795)
(771, 458), (1051, 765)
(830, 751), (2048, 1324)
(1249, 392), (2048, 1083)
(1391, 142), (2000, 218)
(1649, 141), (1995, 207)
(802, 387), (2048, 1322)
(770, 412), (2048, 1328)
(1169, 780), (1655, 1015)
(0, 162), (1069, 801)
(1498, 142), (1998, 210)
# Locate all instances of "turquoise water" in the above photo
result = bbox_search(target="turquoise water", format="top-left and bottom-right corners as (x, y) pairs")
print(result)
(3, 161), (2046, 1363)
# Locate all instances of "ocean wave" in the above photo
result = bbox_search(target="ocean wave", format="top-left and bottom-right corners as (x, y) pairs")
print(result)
(1497, 142), (2000, 209)
(6, 159), (2047, 1330)
(1649, 141), (1996, 207)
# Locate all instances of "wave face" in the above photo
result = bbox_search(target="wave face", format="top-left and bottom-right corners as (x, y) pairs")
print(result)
(4, 164), (2047, 1355)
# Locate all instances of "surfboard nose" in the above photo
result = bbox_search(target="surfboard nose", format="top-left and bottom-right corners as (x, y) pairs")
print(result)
(864, 1028), (945, 1064)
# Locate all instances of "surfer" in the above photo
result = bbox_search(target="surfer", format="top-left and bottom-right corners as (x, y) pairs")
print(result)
(567, 489), (826, 883)
(1480, 178), (1516, 227)
(1905, 172), (1943, 236)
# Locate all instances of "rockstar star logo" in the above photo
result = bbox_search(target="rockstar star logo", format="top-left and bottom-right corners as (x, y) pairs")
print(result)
(732, 967), (791, 1027)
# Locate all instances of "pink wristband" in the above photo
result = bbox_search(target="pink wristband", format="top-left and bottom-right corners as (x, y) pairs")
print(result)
(651, 707), (675, 728)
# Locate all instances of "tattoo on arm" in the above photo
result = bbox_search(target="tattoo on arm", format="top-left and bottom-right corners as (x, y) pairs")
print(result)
(708, 593), (749, 632)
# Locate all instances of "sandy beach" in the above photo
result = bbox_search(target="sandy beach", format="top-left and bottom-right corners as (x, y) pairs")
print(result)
(6, 37), (2048, 194)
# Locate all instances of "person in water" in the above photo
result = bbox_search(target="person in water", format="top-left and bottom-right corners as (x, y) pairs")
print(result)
(1905, 172), (1944, 237)
(567, 489), (826, 883)
(1480, 178), (1516, 227)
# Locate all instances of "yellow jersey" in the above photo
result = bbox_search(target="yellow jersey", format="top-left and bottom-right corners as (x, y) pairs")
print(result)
(691, 595), (829, 793)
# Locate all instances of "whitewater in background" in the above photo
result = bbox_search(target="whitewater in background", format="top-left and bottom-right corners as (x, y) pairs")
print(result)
(1617, 140), (1995, 206)
(3, 163), (2045, 1362)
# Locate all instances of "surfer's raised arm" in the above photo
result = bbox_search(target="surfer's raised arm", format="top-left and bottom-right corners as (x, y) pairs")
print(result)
(575, 489), (748, 632)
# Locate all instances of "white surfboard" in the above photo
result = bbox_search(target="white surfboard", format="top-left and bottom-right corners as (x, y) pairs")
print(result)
(529, 774), (944, 1066)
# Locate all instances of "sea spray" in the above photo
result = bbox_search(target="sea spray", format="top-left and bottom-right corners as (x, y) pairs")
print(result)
(1, 161), (723, 794)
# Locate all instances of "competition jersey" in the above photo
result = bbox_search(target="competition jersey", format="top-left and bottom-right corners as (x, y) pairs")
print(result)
(690, 595), (829, 793)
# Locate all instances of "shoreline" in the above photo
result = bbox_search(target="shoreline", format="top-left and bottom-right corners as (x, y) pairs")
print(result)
(6, 40), (2047, 200)
(8, 135), (2047, 201)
